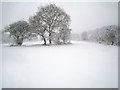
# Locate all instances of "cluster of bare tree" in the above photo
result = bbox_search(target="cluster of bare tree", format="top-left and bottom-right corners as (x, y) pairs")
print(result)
(3, 4), (71, 46)
(80, 25), (119, 46)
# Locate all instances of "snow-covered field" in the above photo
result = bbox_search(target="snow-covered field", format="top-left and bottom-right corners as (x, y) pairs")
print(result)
(2, 41), (118, 88)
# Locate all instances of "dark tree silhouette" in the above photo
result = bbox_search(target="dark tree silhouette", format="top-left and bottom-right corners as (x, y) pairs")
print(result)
(29, 4), (71, 45)
(4, 20), (30, 46)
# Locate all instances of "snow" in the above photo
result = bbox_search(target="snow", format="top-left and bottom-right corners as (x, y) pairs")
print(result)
(2, 41), (118, 88)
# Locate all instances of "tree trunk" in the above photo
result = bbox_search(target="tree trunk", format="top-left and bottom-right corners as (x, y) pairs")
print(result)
(16, 37), (23, 46)
(49, 32), (52, 44)
(17, 38), (23, 46)
(18, 42), (22, 46)
(44, 38), (46, 45)
(111, 41), (114, 45)
(42, 35), (46, 45)
(48, 26), (52, 45)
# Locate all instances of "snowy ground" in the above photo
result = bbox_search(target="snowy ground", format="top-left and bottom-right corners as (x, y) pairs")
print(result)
(2, 41), (118, 88)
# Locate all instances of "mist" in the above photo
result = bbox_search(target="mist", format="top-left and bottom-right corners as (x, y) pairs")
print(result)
(2, 2), (118, 33)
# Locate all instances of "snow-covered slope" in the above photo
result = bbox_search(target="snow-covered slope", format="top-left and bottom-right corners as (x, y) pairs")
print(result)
(2, 41), (118, 88)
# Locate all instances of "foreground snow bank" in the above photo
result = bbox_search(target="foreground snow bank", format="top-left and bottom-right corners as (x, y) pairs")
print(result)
(2, 41), (118, 88)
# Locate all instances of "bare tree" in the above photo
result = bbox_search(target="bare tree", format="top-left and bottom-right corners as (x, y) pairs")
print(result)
(29, 4), (71, 45)
(29, 15), (48, 45)
(59, 27), (71, 44)
(5, 20), (30, 46)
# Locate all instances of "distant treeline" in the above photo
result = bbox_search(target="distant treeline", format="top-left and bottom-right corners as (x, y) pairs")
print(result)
(71, 25), (119, 46)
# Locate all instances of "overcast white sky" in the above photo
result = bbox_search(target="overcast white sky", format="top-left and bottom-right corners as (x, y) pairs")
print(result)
(2, 2), (118, 33)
